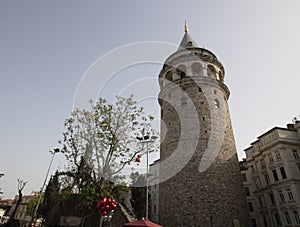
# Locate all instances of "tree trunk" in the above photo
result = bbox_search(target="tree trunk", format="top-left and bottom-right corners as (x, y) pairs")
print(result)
(9, 190), (22, 221)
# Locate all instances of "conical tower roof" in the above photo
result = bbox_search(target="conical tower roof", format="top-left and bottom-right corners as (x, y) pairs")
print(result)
(178, 22), (198, 50)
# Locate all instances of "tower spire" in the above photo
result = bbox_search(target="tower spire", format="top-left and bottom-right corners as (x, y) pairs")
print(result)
(184, 21), (188, 33)
(178, 22), (198, 50)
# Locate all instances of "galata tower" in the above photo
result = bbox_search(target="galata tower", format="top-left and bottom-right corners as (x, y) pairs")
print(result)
(158, 24), (250, 227)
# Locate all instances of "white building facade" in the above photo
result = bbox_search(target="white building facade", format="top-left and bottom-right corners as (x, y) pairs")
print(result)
(241, 121), (300, 227)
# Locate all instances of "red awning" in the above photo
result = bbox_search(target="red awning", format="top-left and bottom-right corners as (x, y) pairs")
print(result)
(122, 219), (162, 227)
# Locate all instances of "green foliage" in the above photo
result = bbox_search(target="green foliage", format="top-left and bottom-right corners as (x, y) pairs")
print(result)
(59, 95), (157, 189)
(26, 195), (43, 218)
(42, 172), (61, 226)
(42, 96), (158, 225)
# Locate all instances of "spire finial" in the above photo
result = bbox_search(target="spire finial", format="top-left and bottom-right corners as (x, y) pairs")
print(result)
(184, 21), (188, 33)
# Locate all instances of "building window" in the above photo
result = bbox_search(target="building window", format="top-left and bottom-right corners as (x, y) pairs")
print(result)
(181, 97), (187, 106)
(214, 89), (217, 94)
(191, 62), (203, 77)
(198, 87), (202, 92)
(177, 65), (187, 80)
(165, 71), (172, 81)
(279, 190), (285, 202)
(248, 202), (254, 212)
(272, 169), (279, 181)
(293, 211), (300, 224)
(250, 219), (257, 227)
(268, 154), (274, 164)
(263, 215), (268, 226)
(207, 65), (216, 78)
(260, 159), (266, 169)
(254, 179), (259, 189)
(180, 71), (185, 79)
(264, 174), (270, 185)
(284, 211), (292, 225)
(269, 193), (276, 205)
(218, 71), (223, 81)
(274, 213), (281, 225)
(245, 187), (250, 196)
(214, 99), (220, 109)
(287, 189), (294, 201)
(293, 149), (300, 160)
(275, 151), (281, 161)
(242, 173), (247, 182)
(279, 167), (287, 179)
(251, 165), (256, 175)
(192, 70), (200, 77)
(161, 110), (163, 118)
(258, 196), (264, 208)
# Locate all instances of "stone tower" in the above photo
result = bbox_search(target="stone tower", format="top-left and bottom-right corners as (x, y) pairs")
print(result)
(158, 25), (250, 226)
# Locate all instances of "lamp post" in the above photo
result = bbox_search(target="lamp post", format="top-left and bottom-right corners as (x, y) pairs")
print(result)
(0, 173), (4, 199)
(136, 135), (158, 220)
(32, 148), (60, 224)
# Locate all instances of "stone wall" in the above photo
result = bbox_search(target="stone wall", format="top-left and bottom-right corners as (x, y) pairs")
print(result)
(158, 50), (250, 226)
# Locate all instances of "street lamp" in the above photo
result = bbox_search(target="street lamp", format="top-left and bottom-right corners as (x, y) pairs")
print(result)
(136, 135), (158, 220)
(33, 148), (60, 223)
(0, 173), (4, 199)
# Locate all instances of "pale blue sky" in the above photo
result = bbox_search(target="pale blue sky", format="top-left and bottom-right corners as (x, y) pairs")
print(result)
(1, 0), (299, 199)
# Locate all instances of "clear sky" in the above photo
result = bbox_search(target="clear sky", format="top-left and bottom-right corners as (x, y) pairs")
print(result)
(0, 0), (299, 199)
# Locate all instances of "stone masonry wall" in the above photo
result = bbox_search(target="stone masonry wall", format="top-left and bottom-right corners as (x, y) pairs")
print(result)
(158, 55), (250, 227)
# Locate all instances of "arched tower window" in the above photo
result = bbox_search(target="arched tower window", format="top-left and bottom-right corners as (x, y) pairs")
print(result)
(177, 65), (187, 80)
(214, 99), (220, 109)
(181, 97), (187, 106)
(165, 71), (172, 81)
(191, 62), (203, 77)
(207, 65), (217, 78)
(218, 71), (224, 82)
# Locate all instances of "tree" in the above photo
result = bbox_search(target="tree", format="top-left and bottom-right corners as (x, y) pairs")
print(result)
(27, 197), (39, 219)
(40, 96), (157, 226)
(42, 172), (61, 226)
(59, 96), (156, 193)
(8, 179), (27, 222)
